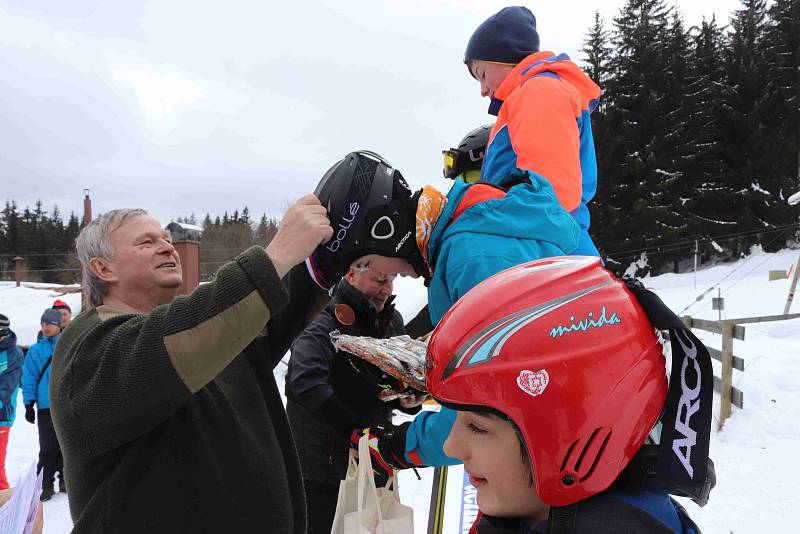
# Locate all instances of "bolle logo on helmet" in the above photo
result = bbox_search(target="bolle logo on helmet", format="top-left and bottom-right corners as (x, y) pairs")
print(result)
(517, 369), (549, 398)
(326, 202), (361, 253)
(395, 230), (412, 253)
(672, 329), (701, 477)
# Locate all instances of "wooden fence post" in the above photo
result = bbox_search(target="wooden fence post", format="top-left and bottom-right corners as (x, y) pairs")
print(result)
(719, 321), (735, 430)
(14, 256), (23, 287)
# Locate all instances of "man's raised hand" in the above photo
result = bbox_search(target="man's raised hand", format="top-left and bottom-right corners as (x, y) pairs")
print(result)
(266, 195), (333, 278)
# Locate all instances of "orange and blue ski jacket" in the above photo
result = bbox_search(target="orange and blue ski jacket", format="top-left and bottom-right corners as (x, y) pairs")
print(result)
(483, 51), (602, 256)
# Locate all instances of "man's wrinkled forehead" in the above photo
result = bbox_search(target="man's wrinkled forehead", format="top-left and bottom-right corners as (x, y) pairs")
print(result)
(113, 215), (168, 241)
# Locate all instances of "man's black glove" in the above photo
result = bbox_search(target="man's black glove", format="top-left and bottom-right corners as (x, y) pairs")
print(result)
(25, 403), (35, 424)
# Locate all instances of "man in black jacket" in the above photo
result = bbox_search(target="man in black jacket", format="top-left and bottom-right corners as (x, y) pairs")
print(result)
(286, 255), (421, 534)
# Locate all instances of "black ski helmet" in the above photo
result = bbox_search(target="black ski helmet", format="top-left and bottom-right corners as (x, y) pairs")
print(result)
(443, 124), (492, 179)
(308, 150), (424, 290)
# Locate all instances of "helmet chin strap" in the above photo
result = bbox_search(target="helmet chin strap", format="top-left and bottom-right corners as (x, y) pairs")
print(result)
(546, 505), (577, 534)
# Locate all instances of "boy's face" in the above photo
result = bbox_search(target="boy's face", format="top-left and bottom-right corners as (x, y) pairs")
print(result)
(41, 323), (60, 337)
(469, 60), (515, 99)
(444, 410), (548, 524)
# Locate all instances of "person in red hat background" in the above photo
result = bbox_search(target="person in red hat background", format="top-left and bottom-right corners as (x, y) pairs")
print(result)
(35, 299), (72, 342)
(51, 299), (72, 329)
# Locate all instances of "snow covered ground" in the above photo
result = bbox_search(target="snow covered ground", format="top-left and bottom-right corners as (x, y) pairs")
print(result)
(2, 246), (799, 532)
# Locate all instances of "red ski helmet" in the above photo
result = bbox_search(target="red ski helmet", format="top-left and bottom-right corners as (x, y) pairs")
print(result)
(426, 256), (668, 507)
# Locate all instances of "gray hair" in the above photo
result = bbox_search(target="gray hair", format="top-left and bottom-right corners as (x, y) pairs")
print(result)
(76, 208), (148, 307)
(350, 257), (372, 275)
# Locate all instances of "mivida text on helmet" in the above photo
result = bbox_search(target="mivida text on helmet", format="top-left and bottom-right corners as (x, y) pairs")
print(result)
(326, 202), (361, 253)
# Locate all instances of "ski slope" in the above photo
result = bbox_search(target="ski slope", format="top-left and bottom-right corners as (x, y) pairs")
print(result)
(2, 246), (799, 533)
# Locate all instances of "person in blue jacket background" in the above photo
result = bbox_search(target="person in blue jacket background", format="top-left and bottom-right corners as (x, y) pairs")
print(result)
(0, 313), (24, 490)
(22, 308), (65, 501)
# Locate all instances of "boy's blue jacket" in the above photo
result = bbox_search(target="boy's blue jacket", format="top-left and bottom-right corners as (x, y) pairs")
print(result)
(0, 331), (24, 426)
(426, 177), (579, 324)
(22, 335), (57, 409)
(406, 177), (579, 466)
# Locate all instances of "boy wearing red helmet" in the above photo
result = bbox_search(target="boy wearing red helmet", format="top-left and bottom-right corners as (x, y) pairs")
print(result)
(426, 257), (713, 533)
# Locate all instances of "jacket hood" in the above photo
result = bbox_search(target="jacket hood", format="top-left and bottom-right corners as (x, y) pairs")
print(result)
(428, 180), (579, 267)
(0, 331), (17, 352)
(494, 51), (601, 113)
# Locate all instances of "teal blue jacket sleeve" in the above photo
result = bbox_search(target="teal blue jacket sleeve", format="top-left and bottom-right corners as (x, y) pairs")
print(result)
(0, 347), (23, 410)
(403, 407), (460, 467)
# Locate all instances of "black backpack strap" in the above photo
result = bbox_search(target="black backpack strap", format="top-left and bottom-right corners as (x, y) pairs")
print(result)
(546, 504), (577, 534)
(37, 356), (53, 387)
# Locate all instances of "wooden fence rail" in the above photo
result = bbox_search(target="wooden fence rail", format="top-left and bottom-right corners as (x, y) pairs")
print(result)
(682, 312), (800, 430)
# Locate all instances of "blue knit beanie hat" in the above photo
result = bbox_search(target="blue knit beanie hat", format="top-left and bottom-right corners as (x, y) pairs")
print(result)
(464, 6), (540, 66)
(41, 308), (62, 327)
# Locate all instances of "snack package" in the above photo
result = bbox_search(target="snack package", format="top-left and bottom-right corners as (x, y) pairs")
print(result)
(330, 331), (428, 392)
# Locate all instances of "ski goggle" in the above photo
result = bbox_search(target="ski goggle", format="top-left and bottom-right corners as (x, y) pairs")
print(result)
(443, 150), (482, 183)
(443, 148), (485, 181)
(442, 149), (460, 179)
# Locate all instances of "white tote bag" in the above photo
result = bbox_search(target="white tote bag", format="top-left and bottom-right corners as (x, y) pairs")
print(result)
(329, 435), (414, 534)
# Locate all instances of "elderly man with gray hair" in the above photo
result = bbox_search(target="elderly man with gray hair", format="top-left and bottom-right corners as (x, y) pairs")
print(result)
(50, 195), (333, 534)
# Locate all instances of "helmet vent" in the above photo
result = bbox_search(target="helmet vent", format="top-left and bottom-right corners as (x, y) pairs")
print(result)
(354, 158), (379, 185)
(561, 427), (612, 481)
(576, 427), (612, 481)
(561, 440), (579, 472)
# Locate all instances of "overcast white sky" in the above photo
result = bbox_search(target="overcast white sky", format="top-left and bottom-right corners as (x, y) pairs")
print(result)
(1, 0), (744, 223)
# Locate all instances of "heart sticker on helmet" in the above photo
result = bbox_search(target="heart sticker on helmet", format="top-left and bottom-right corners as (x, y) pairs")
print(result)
(517, 369), (549, 398)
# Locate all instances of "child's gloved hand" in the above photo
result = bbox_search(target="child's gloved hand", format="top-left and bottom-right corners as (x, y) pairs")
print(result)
(25, 403), (36, 424)
(350, 422), (417, 473)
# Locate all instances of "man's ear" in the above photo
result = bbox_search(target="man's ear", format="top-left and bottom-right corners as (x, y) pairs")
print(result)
(344, 268), (355, 285)
(89, 257), (118, 283)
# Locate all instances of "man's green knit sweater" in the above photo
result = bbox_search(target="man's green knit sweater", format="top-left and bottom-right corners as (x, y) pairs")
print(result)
(50, 246), (327, 533)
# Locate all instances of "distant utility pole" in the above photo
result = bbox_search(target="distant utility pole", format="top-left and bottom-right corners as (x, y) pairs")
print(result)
(81, 189), (93, 312)
(786, 191), (800, 314)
